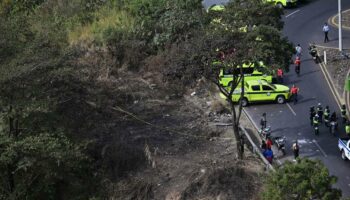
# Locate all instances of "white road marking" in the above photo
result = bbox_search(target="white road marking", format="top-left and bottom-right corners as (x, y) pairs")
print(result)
(314, 47), (344, 108)
(312, 139), (328, 157)
(286, 103), (297, 116)
(285, 9), (300, 18)
(243, 108), (259, 130)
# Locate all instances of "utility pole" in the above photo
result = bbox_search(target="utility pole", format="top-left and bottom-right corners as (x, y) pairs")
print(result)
(338, 0), (342, 51)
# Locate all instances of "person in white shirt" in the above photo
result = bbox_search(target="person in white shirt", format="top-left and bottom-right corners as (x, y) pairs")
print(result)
(295, 44), (302, 57)
(323, 22), (330, 43)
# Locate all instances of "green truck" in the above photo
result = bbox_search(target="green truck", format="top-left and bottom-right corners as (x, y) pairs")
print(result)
(230, 80), (290, 106)
(216, 61), (273, 87)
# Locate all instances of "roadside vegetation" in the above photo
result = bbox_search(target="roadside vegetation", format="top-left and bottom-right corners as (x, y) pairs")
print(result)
(0, 0), (344, 199)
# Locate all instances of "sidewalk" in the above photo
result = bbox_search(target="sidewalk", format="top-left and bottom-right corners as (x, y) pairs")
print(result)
(316, 9), (350, 118)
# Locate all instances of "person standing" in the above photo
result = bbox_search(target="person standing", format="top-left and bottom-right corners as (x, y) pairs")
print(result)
(294, 57), (301, 76)
(292, 141), (299, 160)
(345, 121), (350, 137)
(313, 114), (320, 135)
(317, 103), (323, 123)
(324, 106), (330, 127)
(310, 106), (316, 126)
(266, 137), (273, 150)
(261, 139), (267, 151)
(341, 104), (347, 124)
(295, 44), (302, 57)
(277, 68), (283, 83)
(323, 22), (330, 43)
(290, 85), (299, 104)
(263, 148), (274, 164)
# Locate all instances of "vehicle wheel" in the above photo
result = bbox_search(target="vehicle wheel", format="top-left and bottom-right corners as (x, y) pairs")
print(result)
(341, 150), (347, 161)
(276, 95), (285, 104)
(240, 98), (248, 107)
(276, 2), (283, 9)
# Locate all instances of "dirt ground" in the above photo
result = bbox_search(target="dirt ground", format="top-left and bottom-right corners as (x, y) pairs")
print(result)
(110, 79), (266, 200)
(316, 47), (350, 96)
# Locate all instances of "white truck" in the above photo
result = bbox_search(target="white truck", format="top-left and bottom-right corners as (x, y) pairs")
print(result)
(338, 138), (350, 160)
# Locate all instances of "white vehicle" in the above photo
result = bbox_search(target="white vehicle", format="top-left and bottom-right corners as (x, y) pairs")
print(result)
(338, 138), (350, 160)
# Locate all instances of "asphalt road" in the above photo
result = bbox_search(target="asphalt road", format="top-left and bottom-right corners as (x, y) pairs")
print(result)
(202, 0), (350, 196)
(245, 0), (350, 196)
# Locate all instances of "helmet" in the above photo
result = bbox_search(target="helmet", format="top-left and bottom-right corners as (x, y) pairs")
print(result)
(315, 114), (319, 117)
(326, 106), (329, 109)
(342, 104), (346, 109)
(318, 103), (321, 106)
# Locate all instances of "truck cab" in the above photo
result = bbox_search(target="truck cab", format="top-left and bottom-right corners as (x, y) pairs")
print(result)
(338, 138), (350, 160)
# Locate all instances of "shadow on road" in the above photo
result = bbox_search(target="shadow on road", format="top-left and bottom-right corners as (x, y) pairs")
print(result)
(288, 79), (302, 85)
(298, 69), (320, 77)
(296, 96), (316, 104)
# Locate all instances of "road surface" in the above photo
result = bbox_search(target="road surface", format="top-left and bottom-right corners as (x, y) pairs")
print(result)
(203, 0), (350, 196)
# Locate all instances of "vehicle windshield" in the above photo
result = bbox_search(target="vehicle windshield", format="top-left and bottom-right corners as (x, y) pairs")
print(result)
(266, 82), (276, 89)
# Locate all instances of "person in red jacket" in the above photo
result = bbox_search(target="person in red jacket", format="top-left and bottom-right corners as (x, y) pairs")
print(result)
(294, 57), (301, 76)
(266, 137), (273, 149)
(290, 84), (299, 105)
(277, 68), (283, 83)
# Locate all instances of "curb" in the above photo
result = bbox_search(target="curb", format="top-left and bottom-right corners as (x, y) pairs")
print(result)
(329, 9), (350, 30)
(317, 53), (344, 109)
(315, 47), (350, 119)
(242, 108), (283, 168)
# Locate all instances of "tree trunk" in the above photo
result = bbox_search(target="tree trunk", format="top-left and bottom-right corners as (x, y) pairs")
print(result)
(9, 105), (13, 137)
(230, 101), (243, 159)
(7, 165), (14, 193)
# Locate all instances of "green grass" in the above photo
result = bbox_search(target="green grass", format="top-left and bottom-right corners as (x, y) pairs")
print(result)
(68, 5), (135, 45)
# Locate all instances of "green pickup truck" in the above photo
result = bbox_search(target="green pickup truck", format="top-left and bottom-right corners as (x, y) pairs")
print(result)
(216, 62), (273, 87)
(230, 80), (290, 106)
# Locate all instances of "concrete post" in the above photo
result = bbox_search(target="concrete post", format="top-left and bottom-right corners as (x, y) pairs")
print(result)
(339, 0), (343, 51)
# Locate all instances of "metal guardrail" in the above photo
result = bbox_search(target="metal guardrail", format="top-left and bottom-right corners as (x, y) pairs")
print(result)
(239, 125), (275, 172)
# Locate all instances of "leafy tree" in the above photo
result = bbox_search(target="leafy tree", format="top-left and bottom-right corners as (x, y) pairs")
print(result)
(262, 159), (342, 200)
(200, 0), (294, 159)
(0, 132), (97, 200)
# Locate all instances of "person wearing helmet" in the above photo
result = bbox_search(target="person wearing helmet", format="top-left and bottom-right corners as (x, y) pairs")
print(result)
(341, 104), (347, 124)
(294, 57), (301, 76)
(317, 103), (323, 123)
(313, 113), (320, 135)
(324, 106), (330, 127)
(310, 106), (316, 126)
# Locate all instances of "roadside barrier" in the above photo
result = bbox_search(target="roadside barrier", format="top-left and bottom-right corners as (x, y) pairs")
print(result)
(239, 125), (275, 172)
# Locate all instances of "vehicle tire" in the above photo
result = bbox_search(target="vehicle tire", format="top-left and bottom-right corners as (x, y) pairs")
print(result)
(240, 98), (248, 107)
(276, 2), (283, 9)
(276, 95), (285, 104)
(341, 150), (347, 161)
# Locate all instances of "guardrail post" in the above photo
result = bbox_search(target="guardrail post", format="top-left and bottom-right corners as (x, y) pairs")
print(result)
(324, 50), (327, 65)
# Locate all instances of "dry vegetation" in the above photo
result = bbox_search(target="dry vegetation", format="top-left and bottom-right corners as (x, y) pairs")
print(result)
(73, 45), (266, 199)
